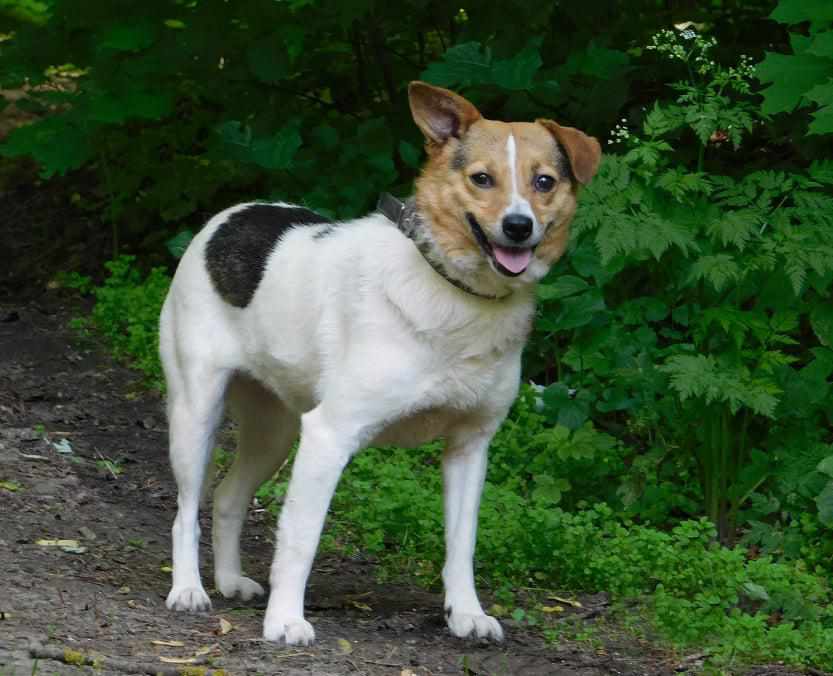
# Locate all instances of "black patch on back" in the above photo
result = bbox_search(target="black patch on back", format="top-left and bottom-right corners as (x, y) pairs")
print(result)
(205, 204), (331, 308)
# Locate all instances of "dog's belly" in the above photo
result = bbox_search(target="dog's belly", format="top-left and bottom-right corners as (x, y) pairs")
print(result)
(371, 408), (458, 448)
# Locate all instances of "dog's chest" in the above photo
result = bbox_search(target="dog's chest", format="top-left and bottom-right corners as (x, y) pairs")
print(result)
(371, 348), (521, 448)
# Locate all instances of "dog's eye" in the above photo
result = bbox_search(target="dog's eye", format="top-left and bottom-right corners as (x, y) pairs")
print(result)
(470, 172), (494, 188)
(534, 174), (556, 192)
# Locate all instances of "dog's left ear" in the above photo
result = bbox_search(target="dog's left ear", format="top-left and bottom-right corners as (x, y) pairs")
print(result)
(536, 119), (601, 185)
(408, 81), (482, 147)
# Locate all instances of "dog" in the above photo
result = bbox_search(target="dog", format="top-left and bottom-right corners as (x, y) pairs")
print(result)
(159, 81), (600, 646)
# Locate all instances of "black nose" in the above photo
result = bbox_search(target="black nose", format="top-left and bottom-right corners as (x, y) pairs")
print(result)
(502, 214), (533, 242)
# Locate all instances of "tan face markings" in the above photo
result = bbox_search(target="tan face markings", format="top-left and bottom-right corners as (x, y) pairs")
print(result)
(415, 119), (581, 269)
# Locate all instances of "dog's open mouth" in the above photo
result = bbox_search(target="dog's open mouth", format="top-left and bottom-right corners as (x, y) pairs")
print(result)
(466, 213), (533, 277)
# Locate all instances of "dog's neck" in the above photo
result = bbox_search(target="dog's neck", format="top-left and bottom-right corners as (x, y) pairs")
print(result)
(377, 193), (513, 301)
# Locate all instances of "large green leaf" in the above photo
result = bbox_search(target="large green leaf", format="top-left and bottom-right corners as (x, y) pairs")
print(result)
(97, 22), (156, 52)
(541, 383), (591, 430)
(537, 275), (589, 301)
(491, 43), (542, 90)
(808, 30), (833, 58)
(757, 52), (832, 114)
(815, 481), (833, 526)
(422, 41), (542, 90)
(806, 80), (833, 134)
(250, 123), (303, 170)
(771, 0), (833, 27)
(0, 115), (92, 177)
(810, 304), (833, 347)
(421, 42), (491, 87)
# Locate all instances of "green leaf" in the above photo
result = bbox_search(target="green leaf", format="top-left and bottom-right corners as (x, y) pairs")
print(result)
(97, 22), (156, 52)
(817, 456), (833, 477)
(541, 384), (590, 430)
(421, 42), (491, 87)
(491, 43), (542, 90)
(551, 289), (606, 331)
(808, 30), (833, 58)
(0, 115), (92, 177)
(742, 582), (770, 602)
(805, 81), (833, 134)
(250, 123), (303, 170)
(815, 481), (833, 526)
(770, 0), (833, 27)
(810, 303), (833, 347)
(166, 230), (194, 259)
(537, 275), (589, 301)
(757, 52), (832, 115)
(86, 89), (173, 123)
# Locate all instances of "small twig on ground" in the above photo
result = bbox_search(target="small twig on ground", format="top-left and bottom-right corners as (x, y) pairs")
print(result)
(29, 642), (219, 675)
(363, 658), (403, 667)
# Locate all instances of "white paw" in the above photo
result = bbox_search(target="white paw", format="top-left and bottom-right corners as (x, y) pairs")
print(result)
(215, 574), (265, 601)
(166, 586), (212, 612)
(447, 611), (504, 641)
(263, 615), (315, 646)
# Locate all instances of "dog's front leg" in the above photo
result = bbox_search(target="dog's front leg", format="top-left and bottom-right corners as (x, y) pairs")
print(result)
(442, 426), (504, 641)
(262, 406), (360, 646)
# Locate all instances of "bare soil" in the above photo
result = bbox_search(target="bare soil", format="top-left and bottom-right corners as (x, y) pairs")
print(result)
(0, 293), (812, 676)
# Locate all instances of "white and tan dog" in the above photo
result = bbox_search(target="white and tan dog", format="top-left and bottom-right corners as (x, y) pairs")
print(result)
(160, 82), (600, 645)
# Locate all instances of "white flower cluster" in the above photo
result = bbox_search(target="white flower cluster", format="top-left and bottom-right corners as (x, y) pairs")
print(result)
(647, 26), (719, 75)
(608, 119), (631, 146)
(728, 54), (756, 79)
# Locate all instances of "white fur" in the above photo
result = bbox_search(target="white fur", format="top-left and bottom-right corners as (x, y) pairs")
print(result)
(160, 202), (536, 645)
(504, 134), (538, 237)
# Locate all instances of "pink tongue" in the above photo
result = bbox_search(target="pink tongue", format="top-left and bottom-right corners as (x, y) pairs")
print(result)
(492, 246), (532, 274)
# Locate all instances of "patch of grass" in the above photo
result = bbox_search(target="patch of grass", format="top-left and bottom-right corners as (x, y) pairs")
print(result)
(95, 456), (124, 478)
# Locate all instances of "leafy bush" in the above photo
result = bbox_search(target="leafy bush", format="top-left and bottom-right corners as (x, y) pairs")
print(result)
(15, 0), (833, 669)
(67, 256), (169, 388)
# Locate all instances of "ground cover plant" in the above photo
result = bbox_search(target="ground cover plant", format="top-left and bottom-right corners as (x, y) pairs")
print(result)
(3, 0), (833, 671)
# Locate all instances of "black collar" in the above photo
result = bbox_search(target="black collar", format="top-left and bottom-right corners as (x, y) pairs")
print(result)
(376, 193), (509, 301)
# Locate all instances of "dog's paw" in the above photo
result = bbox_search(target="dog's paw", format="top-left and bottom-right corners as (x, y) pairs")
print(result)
(215, 574), (264, 601)
(263, 615), (315, 646)
(447, 611), (504, 641)
(166, 586), (212, 612)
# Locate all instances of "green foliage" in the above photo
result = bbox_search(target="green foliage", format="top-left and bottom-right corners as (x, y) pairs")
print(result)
(69, 256), (168, 387)
(758, 0), (833, 134)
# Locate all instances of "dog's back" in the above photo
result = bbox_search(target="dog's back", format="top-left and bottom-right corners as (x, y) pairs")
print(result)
(162, 201), (533, 416)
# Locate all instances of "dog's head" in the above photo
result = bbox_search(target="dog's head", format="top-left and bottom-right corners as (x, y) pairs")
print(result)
(409, 82), (600, 289)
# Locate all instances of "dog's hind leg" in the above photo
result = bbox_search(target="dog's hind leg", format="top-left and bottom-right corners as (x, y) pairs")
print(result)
(213, 376), (300, 601)
(165, 362), (230, 612)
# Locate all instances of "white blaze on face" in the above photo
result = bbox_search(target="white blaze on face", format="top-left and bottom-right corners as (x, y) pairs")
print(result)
(504, 133), (535, 222)
(489, 133), (536, 276)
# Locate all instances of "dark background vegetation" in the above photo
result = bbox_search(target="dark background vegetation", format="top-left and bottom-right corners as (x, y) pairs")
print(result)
(2, 0), (833, 670)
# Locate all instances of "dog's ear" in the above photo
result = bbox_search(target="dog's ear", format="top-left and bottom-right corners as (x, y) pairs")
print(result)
(536, 119), (601, 185)
(408, 81), (482, 146)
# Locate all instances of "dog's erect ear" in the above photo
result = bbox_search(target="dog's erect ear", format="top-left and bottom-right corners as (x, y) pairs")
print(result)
(536, 119), (601, 185)
(408, 81), (482, 146)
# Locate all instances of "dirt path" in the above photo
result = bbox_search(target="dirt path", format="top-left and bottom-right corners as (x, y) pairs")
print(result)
(0, 292), (791, 676)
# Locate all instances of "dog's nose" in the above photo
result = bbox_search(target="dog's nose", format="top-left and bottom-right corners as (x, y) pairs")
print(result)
(502, 214), (533, 242)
